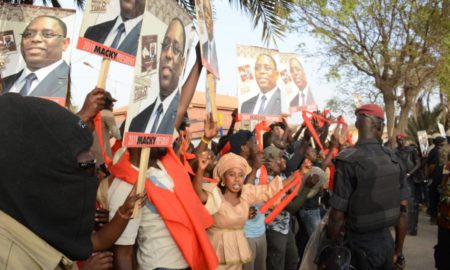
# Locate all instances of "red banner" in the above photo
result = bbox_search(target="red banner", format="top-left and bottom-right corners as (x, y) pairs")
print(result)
(124, 132), (173, 147)
(77, 37), (136, 66)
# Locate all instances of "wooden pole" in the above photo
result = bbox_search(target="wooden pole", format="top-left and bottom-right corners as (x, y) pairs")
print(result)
(207, 72), (218, 121)
(97, 58), (111, 88)
(132, 147), (151, 218)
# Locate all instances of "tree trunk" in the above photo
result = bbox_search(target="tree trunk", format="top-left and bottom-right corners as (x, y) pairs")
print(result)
(397, 88), (416, 135)
(383, 90), (396, 138)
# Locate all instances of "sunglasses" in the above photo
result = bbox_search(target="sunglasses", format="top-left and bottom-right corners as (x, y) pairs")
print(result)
(78, 160), (96, 176)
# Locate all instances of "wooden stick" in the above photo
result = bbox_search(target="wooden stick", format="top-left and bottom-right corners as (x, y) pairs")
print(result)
(97, 58), (111, 89)
(206, 72), (218, 121)
(132, 147), (151, 218)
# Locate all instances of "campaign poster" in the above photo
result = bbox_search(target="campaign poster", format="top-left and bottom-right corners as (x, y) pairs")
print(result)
(0, 4), (75, 106)
(417, 130), (428, 157)
(237, 45), (286, 123)
(71, 0), (147, 114)
(77, 0), (146, 66)
(279, 53), (316, 112)
(196, 0), (219, 78)
(123, 0), (193, 147)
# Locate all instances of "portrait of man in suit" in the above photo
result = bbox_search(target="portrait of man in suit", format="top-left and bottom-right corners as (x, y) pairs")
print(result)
(201, 0), (218, 73)
(128, 18), (186, 135)
(1, 16), (70, 98)
(289, 57), (315, 108)
(240, 53), (281, 115)
(83, 0), (145, 56)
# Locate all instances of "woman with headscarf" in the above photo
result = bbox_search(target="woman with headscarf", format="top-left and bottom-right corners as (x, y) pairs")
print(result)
(192, 152), (297, 270)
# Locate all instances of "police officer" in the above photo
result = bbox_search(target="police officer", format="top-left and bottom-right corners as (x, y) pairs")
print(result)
(395, 134), (421, 235)
(327, 104), (409, 270)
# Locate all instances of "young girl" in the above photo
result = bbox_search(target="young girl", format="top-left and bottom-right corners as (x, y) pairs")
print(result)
(193, 152), (296, 269)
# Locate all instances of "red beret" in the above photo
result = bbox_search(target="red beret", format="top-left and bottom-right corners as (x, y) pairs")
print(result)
(355, 104), (384, 120)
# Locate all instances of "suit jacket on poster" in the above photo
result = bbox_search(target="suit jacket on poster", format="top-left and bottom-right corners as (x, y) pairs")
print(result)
(2, 61), (69, 98)
(240, 88), (281, 115)
(290, 87), (315, 107)
(84, 17), (142, 56)
(202, 41), (218, 73)
(129, 91), (179, 134)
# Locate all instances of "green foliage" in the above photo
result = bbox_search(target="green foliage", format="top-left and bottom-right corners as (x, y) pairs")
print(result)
(406, 103), (442, 141)
(292, 0), (448, 136)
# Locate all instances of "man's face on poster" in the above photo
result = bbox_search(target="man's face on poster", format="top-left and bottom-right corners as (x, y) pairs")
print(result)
(5, 36), (11, 43)
(159, 19), (185, 100)
(203, 0), (213, 40)
(20, 16), (69, 71)
(120, 0), (145, 21)
(289, 58), (307, 91)
(255, 54), (278, 94)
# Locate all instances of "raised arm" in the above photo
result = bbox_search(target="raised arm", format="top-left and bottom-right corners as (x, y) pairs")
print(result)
(175, 42), (202, 130)
(91, 186), (145, 252)
(195, 113), (218, 155)
(192, 151), (211, 203)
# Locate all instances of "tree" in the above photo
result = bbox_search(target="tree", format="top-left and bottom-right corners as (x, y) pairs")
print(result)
(292, 0), (448, 137)
(0, 0), (295, 44)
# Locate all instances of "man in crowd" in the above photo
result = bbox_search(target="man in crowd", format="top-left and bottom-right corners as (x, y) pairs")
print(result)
(326, 104), (408, 269)
(426, 134), (446, 224)
(241, 54), (281, 115)
(288, 57), (314, 108)
(128, 18), (185, 134)
(201, 0), (218, 72)
(83, 0), (145, 56)
(0, 92), (98, 268)
(395, 133), (421, 235)
(2, 16), (70, 98)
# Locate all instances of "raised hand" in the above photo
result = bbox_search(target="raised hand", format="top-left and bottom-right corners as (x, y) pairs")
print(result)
(204, 113), (218, 140)
(77, 87), (106, 123)
(197, 151), (211, 172)
(118, 185), (146, 219)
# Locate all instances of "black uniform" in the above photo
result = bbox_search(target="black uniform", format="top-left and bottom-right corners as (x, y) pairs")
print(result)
(395, 146), (420, 234)
(330, 139), (409, 270)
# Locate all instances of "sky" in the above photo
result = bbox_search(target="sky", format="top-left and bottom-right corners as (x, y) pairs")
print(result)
(50, 0), (337, 112)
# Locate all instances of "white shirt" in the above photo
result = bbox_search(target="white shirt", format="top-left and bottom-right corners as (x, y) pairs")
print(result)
(103, 15), (143, 48)
(10, 59), (64, 95)
(295, 85), (311, 106)
(144, 89), (178, 133)
(252, 86), (277, 115)
(108, 161), (188, 270)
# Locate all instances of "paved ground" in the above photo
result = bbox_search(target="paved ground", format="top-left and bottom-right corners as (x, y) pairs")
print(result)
(402, 207), (437, 270)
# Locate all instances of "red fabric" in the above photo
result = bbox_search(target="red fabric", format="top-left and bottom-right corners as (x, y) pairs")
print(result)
(219, 141), (231, 156)
(93, 114), (218, 270)
(302, 111), (349, 151)
(355, 104), (384, 119)
(259, 165), (268, 185)
(259, 172), (303, 224)
(396, 133), (407, 139)
(254, 121), (271, 152)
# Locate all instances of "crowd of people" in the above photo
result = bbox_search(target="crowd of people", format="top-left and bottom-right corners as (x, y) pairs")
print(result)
(1, 86), (450, 270)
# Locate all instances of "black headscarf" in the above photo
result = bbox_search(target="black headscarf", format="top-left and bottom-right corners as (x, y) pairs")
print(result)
(229, 130), (253, 155)
(0, 93), (98, 260)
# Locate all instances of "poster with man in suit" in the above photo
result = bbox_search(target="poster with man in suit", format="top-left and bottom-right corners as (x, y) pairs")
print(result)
(0, 4), (75, 106)
(237, 45), (286, 122)
(279, 53), (316, 113)
(123, 0), (193, 147)
(77, 0), (145, 66)
(196, 0), (219, 78)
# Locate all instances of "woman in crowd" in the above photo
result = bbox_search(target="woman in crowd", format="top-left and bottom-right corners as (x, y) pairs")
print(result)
(192, 152), (297, 269)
